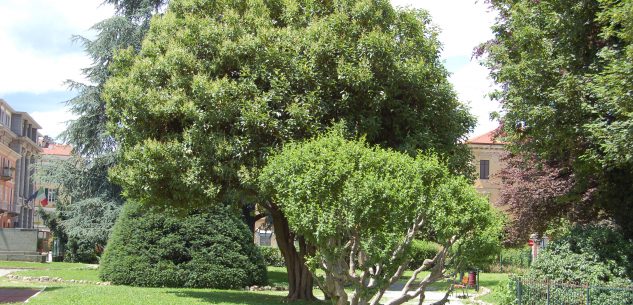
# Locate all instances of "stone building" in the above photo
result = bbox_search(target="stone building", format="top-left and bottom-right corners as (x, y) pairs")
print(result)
(0, 99), (42, 229)
(466, 129), (507, 205)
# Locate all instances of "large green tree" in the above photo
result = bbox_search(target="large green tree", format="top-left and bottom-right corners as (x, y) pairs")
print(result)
(40, 0), (168, 262)
(259, 132), (501, 305)
(481, 0), (633, 238)
(104, 0), (475, 300)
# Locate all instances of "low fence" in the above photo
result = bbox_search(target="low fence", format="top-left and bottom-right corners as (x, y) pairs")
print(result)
(515, 278), (633, 305)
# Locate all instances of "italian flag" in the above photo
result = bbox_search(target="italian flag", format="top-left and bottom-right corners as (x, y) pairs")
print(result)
(34, 188), (48, 207)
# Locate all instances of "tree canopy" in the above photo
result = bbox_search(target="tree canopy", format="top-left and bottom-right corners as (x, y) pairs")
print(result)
(104, 0), (476, 299)
(481, 0), (633, 238)
(104, 0), (476, 210)
(259, 131), (501, 305)
(40, 0), (169, 263)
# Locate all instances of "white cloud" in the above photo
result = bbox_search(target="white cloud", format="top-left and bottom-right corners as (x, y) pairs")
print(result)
(1, 0), (501, 137)
(0, 0), (113, 94)
(391, 0), (496, 58)
(30, 107), (77, 139)
(450, 60), (500, 136)
(391, 0), (500, 135)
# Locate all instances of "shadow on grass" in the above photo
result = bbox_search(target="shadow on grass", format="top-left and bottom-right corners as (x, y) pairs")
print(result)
(267, 269), (290, 287)
(167, 289), (326, 305)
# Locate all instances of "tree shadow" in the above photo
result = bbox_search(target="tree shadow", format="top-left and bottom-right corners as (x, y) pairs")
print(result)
(267, 268), (290, 287)
(167, 289), (326, 305)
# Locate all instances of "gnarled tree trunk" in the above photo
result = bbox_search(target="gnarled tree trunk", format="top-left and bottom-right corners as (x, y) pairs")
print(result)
(269, 203), (316, 301)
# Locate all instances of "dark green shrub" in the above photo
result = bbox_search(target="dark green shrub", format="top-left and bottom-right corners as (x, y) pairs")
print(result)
(259, 246), (285, 267)
(100, 202), (267, 288)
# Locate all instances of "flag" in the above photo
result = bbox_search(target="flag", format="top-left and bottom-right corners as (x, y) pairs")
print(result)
(28, 188), (48, 207)
(26, 190), (39, 203)
(37, 188), (48, 207)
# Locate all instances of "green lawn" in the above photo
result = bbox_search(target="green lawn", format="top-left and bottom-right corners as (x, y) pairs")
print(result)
(476, 273), (510, 304)
(266, 266), (289, 287)
(13, 268), (100, 282)
(0, 261), (93, 270)
(0, 279), (325, 305)
(0, 261), (510, 304)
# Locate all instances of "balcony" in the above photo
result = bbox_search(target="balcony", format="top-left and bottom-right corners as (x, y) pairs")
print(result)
(0, 201), (20, 215)
(0, 167), (14, 181)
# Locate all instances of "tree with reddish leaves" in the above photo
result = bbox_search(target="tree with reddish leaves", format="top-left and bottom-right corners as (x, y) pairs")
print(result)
(496, 152), (579, 244)
(481, 0), (633, 239)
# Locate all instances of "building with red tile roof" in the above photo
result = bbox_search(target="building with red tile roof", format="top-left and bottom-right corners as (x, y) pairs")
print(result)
(34, 141), (73, 231)
(41, 144), (72, 157)
(467, 128), (507, 205)
(466, 129), (507, 145)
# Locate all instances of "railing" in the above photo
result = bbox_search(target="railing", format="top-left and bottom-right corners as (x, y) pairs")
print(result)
(515, 278), (633, 305)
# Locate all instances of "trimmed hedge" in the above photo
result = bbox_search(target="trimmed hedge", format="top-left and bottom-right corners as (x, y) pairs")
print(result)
(259, 246), (285, 267)
(100, 202), (267, 289)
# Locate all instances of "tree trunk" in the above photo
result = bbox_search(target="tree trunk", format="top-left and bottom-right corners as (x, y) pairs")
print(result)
(242, 204), (257, 234)
(269, 204), (316, 301)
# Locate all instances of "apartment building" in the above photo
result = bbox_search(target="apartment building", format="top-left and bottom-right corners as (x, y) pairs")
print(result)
(0, 99), (42, 229)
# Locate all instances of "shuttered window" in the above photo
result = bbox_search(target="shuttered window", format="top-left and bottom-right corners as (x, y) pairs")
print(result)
(480, 160), (490, 179)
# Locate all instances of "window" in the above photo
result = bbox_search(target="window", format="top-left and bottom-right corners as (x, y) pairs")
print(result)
(258, 230), (272, 246)
(46, 189), (57, 203)
(480, 160), (490, 179)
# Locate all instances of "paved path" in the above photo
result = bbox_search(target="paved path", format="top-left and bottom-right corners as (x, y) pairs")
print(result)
(0, 269), (20, 277)
(381, 281), (466, 305)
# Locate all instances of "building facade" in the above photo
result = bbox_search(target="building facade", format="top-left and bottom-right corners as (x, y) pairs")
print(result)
(0, 99), (42, 229)
(34, 142), (72, 230)
(466, 129), (507, 205)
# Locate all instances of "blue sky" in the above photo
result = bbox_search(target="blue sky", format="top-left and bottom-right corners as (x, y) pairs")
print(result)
(0, 0), (498, 139)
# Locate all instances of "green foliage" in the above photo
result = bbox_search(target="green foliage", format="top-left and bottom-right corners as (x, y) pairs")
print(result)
(529, 225), (633, 285)
(259, 247), (285, 267)
(486, 247), (531, 273)
(259, 131), (501, 301)
(482, 0), (633, 237)
(104, 0), (476, 212)
(42, 0), (168, 264)
(100, 202), (267, 289)
(408, 240), (441, 268)
(36, 156), (123, 263)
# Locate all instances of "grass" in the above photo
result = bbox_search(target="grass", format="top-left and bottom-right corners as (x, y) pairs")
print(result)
(0, 261), (510, 304)
(13, 268), (100, 282)
(266, 266), (289, 287)
(477, 273), (510, 304)
(0, 260), (100, 282)
(0, 278), (325, 305)
(0, 261), (93, 270)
